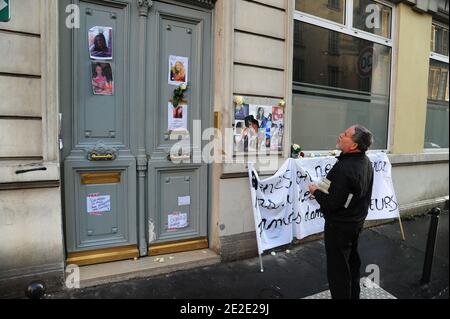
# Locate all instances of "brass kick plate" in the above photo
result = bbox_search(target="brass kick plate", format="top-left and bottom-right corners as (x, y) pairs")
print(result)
(148, 237), (208, 256)
(67, 245), (139, 266)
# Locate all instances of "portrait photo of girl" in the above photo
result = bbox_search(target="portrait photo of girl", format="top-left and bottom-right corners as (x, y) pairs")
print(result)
(168, 102), (188, 131)
(168, 55), (188, 86)
(89, 26), (113, 60)
(250, 105), (273, 129)
(91, 62), (114, 95)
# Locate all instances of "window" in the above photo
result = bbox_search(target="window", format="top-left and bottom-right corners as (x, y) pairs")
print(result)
(328, 32), (340, 55)
(425, 23), (449, 149)
(353, 0), (392, 38)
(293, 1), (393, 151)
(294, 20), (304, 46)
(328, 65), (340, 87)
(431, 24), (449, 57)
(295, 0), (346, 24)
(293, 58), (305, 82)
(328, 0), (342, 10)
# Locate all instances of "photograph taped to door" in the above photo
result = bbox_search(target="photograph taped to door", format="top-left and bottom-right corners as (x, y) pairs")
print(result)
(271, 106), (284, 152)
(168, 102), (188, 131)
(89, 26), (113, 60)
(234, 103), (249, 121)
(91, 62), (114, 95)
(167, 212), (189, 231)
(87, 193), (111, 216)
(168, 55), (188, 86)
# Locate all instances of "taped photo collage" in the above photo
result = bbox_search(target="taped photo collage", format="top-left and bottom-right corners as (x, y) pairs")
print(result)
(234, 103), (284, 154)
(89, 26), (114, 96)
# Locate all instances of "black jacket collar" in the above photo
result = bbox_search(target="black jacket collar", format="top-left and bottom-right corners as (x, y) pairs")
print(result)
(337, 152), (366, 160)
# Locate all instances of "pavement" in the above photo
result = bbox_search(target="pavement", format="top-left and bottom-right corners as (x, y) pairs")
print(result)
(48, 209), (448, 300)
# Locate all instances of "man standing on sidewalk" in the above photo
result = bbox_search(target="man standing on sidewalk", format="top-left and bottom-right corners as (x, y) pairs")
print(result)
(309, 125), (374, 299)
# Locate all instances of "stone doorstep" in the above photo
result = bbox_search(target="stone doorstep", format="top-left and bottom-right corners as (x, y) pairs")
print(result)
(69, 249), (221, 289)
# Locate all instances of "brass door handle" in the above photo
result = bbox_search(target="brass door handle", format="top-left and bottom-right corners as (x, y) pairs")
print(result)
(90, 154), (114, 161)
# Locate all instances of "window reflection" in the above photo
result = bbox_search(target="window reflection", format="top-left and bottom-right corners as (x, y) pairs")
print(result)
(295, 0), (346, 24)
(353, 0), (392, 38)
(425, 60), (449, 148)
(292, 21), (391, 150)
(431, 24), (449, 56)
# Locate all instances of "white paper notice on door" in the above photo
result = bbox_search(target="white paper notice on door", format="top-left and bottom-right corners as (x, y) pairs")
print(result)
(87, 193), (111, 215)
(178, 196), (191, 206)
(168, 102), (188, 131)
(168, 212), (189, 230)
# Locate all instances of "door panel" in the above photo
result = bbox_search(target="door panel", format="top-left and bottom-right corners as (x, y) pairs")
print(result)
(146, 2), (211, 250)
(146, 2), (211, 158)
(155, 15), (201, 151)
(149, 165), (207, 243)
(78, 171), (127, 246)
(75, 1), (130, 147)
(62, 0), (138, 255)
(64, 160), (137, 253)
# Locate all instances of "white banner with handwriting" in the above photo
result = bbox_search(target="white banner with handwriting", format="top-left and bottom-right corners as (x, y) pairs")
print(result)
(248, 153), (400, 254)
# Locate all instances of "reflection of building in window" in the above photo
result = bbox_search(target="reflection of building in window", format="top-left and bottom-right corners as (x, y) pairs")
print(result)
(294, 21), (304, 47)
(293, 59), (305, 82)
(380, 8), (391, 38)
(353, 0), (392, 38)
(359, 76), (371, 92)
(291, 20), (392, 150)
(431, 24), (449, 56)
(328, 66), (339, 87)
(428, 64), (449, 101)
(328, 0), (341, 10)
(296, 0), (345, 24)
(328, 32), (340, 55)
(425, 59), (449, 149)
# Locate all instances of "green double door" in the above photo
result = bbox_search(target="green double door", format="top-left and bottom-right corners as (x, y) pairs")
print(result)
(60, 0), (212, 265)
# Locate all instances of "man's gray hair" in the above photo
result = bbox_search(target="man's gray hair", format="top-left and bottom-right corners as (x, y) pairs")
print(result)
(352, 125), (374, 152)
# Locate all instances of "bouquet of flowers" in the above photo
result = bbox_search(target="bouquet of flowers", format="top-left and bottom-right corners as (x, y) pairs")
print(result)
(173, 83), (188, 108)
(291, 144), (305, 158)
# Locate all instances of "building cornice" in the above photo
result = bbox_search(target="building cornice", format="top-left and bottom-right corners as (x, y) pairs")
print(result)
(175, 0), (217, 9)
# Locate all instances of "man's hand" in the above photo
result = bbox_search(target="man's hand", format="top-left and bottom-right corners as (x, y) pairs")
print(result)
(308, 184), (318, 194)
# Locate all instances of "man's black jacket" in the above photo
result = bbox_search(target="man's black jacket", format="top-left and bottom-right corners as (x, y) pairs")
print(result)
(314, 152), (374, 226)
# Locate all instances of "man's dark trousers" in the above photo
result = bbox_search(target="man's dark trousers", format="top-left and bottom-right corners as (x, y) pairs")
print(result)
(324, 221), (363, 299)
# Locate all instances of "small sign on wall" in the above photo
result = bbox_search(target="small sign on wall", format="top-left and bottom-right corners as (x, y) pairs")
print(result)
(167, 212), (189, 231)
(87, 193), (111, 216)
(0, 0), (11, 22)
(178, 196), (191, 207)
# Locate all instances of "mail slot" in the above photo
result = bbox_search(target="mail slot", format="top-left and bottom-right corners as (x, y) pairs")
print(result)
(81, 172), (121, 185)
